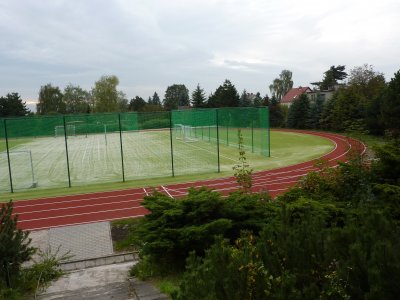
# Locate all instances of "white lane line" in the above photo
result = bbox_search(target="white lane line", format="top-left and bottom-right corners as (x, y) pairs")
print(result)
(18, 206), (145, 223)
(161, 185), (174, 198)
(26, 214), (147, 232)
(15, 199), (142, 216)
(14, 191), (145, 209)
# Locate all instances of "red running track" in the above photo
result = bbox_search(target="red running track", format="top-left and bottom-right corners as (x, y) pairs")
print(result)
(11, 130), (366, 231)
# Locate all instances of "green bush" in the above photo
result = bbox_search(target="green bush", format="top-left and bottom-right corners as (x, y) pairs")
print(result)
(131, 188), (274, 277)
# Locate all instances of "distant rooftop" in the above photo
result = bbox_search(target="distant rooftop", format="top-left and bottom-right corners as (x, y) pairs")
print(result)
(281, 86), (312, 104)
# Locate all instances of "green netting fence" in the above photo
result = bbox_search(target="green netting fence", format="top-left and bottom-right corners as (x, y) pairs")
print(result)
(0, 107), (269, 193)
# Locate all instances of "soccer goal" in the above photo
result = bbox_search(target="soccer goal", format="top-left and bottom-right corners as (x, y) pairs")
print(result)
(1, 150), (37, 189)
(54, 125), (76, 137)
(174, 124), (199, 142)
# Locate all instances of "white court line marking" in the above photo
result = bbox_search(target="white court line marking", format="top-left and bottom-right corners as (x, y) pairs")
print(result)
(176, 139), (237, 163)
(161, 185), (174, 198)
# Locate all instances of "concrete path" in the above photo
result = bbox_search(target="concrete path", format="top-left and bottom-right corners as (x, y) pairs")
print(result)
(35, 262), (135, 300)
(48, 222), (113, 261)
(29, 222), (168, 299)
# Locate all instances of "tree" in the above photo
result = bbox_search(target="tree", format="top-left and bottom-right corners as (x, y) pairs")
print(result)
(63, 84), (91, 114)
(268, 96), (285, 127)
(308, 93), (325, 129)
(1, 201), (35, 288)
(163, 84), (189, 110)
(117, 91), (128, 112)
(269, 70), (293, 101)
(239, 90), (252, 107)
(149, 92), (161, 106)
(0, 93), (30, 117)
(252, 92), (263, 107)
(36, 84), (65, 115)
(286, 93), (310, 128)
(92, 75), (120, 113)
(313, 65), (348, 90)
(128, 96), (147, 112)
(191, 84), (206, 108)
(381, 70), (400, 135)
(207, 79), (240, 108)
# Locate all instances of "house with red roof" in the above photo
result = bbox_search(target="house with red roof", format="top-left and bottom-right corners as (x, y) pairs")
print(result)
(281, 86), (313, 107)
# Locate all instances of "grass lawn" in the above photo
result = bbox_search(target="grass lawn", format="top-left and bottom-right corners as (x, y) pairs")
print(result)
(1, 130), (334, 201)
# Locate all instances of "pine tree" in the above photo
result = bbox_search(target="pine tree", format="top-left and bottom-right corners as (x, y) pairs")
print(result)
(287, 94), (310, 129)
(0, 201), (35, 288)
(207, 79), (240, 108)
(239, 90), (252, 107)
(191, 84), (206, 108)
(151, 92), (161, 106)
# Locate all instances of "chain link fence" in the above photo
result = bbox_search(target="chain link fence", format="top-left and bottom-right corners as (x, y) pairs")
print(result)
(0, 107), (269, 193)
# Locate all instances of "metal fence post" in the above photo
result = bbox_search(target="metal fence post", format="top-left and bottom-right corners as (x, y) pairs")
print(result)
(4, 119), (13, 193)
(251, 120), (254, 153)
(216, 109), (220, 173)
(118, 113), (125, 182)
(63, 116), (71, 188)
(169, 111), (175, 177)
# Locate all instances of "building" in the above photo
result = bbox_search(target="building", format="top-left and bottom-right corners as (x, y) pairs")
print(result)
(281, 87), (313, 107)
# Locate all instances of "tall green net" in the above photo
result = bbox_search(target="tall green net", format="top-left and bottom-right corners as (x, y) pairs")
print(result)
(0, 107), (269, 193)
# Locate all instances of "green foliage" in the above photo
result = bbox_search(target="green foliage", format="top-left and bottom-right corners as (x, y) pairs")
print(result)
(0, 201), (35, 289)
(239, 89), (252, 107)
(0, 93), (30, 117)
(22, 246), (71, 297)
(163, 84), (189, 110)
(307, 93), (324, 129)
(268, 96), (285, 127)
(92, 75), (120, 113)
(269, 70), (293, 101)
(233, 129), (253, 193)
(63, 84), (91, 114)
(320, 65), (348, 90)
(191, 84), (206, 108)
(207, 79), (240, 108)
(286, 93), (310, 128)
(381, 70), (400, 135)
(37, 83), (65, 115)
(128, 96), (147, 112)
(176, 236), (277, 300)
(131, 188), (274, 277)
(149, 92), (161, 106)
(372, 139), (400, 184)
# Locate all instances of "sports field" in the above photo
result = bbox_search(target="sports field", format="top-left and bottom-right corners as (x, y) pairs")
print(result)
(0, 130), (333, 193)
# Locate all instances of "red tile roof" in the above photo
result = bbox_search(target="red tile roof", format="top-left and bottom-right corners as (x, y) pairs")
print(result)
(281, 87), (312, 104)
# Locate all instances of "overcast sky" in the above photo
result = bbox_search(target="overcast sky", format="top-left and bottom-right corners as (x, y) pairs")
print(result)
(1, 0), (399, 111)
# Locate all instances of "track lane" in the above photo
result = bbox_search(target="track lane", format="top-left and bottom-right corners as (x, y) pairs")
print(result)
(10, 130), (365, 231)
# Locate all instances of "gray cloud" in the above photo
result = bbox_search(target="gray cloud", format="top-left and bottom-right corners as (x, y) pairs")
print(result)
(1, 0), (399, 107)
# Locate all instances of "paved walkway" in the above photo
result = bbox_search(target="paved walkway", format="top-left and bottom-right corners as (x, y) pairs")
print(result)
(28, 222), (113, 262)
(29, 222), (167, 299)
(35, 262), (135, 300)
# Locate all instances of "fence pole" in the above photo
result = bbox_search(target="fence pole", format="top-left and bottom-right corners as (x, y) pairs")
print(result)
(267, 108), (271, 157)
(226, 125), (229, 146)
(4, 119), (13, 193)
(169, 111), (175, 177)
(216, 109), (220, 173)
(63, 116), (71, 188)
(118, 113), (125, 182)
(251, 120), (254, 153)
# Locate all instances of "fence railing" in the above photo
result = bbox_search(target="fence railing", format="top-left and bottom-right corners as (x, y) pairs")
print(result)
(0, 107), (269, 193)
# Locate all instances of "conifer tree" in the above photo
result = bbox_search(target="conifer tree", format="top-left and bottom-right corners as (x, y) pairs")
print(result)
(0, 201), (35, 288)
